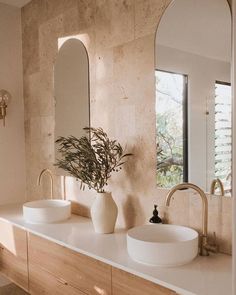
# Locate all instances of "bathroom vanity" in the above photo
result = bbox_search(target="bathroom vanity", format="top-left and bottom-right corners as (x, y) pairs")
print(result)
(0, 204), (231, 295)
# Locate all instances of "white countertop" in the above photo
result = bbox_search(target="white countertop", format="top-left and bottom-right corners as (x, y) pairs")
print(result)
(0, 203), (232, 295)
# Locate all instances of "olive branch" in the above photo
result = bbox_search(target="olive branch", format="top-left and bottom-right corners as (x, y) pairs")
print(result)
(55, 127), (132, 193)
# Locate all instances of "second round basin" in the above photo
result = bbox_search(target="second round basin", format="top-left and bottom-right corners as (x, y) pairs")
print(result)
(127, 224), (199, 267)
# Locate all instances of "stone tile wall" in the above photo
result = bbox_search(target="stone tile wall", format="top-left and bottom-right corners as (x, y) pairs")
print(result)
(21, 0), (232, 254)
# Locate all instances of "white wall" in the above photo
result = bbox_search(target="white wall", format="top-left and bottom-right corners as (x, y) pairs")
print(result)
(0, 3), (26, 204)
(157, 0), (231, 63)
(232, 0), (236, 292)
(156, 45), (230, 191)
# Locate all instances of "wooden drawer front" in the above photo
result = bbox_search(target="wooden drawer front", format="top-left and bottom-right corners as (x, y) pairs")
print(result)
(112, 268), (176, 295)
(0, 220), (28, 291)
(28, 233), (111, 295)
(29, 262), (86, 295)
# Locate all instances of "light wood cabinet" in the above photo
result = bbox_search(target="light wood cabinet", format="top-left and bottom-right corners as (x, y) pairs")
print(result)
(0, 220), (179, 295)
(0, 220), (28, 292)
(28, 233), (112, 295)
(112, 267), (177, 295)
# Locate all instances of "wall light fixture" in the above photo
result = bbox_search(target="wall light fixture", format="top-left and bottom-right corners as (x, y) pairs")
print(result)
(0, 89), (11, 127)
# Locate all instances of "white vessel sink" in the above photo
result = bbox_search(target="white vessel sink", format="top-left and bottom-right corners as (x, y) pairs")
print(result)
(23, 200), (71, 224)
(127, 224), (198, 267)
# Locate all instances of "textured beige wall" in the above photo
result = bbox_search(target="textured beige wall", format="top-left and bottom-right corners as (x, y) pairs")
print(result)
(21, 0), (232, 254)
(0, 3), (26, 205)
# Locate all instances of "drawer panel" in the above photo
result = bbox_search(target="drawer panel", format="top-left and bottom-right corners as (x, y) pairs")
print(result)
(0, 220), (28, 291)
(28, 233), (111, 295)
(112, 267), (176, 295)
(29, 262), (86, 295)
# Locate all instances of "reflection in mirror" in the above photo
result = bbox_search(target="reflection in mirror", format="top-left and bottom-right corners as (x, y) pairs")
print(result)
(54, 38), (90, 174)
(156, 70), (188, 188)
(155, 0), (231, 196)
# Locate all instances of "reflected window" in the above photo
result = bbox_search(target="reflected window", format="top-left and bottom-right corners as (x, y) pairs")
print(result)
(156, 70), (188, 188)
(215, 81), (232, 193)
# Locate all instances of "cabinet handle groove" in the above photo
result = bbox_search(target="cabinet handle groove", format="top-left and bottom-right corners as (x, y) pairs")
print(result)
(56, 277), (68, 285)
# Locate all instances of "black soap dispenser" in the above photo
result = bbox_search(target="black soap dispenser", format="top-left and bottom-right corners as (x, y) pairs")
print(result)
(149, 205), (162, 224)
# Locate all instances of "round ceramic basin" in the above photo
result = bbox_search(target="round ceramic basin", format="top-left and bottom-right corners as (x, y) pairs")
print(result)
(23, 200), (71, 224)
(127, 224), (199, 267)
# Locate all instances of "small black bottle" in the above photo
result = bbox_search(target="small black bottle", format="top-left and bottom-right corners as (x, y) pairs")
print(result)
(149, 205), (162, 224)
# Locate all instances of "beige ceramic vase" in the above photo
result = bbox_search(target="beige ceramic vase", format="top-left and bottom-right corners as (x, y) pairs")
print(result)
(90, 192), (118, 234)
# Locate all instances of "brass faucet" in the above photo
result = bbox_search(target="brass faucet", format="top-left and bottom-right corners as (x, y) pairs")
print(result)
(165, 182), (218, 256)
(210, 178), (224, 196)
(37, 169), (54, 199)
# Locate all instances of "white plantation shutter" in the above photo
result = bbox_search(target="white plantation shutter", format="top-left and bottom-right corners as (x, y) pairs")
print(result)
(215, 82), (232, 192)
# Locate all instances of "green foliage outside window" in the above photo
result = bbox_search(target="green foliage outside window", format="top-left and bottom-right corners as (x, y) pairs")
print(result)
(156, 70), (185, 188)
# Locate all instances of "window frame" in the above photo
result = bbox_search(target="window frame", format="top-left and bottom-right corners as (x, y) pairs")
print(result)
(155, 69), (189, 185)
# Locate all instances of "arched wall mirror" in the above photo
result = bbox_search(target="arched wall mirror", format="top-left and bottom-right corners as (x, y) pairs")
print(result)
(155, 0), (232, 196)
(54, 38), (90, 174)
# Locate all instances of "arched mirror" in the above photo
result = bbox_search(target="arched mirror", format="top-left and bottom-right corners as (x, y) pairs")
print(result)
(155, 0), (232, 196)
(54, 38), (90, 174)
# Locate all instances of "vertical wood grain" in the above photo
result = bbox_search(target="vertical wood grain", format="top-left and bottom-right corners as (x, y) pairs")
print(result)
(0, 220), (28, 292)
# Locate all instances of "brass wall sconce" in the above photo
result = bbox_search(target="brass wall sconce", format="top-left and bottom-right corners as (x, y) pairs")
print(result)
(0, 89), (11, 127)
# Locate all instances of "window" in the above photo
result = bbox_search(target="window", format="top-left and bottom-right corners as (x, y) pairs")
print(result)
(155, 70), (188, 188)
(214, 81), (232, 193)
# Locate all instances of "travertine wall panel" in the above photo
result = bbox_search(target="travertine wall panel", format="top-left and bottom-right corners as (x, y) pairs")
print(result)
(22, 0), (232, 254)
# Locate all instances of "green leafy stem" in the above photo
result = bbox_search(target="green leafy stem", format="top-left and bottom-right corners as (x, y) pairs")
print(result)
(55, 127), (132, 193)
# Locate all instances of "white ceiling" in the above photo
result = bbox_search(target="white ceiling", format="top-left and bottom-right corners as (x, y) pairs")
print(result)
(0, 0), (31, 8)
(156, 0), (231, 62)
